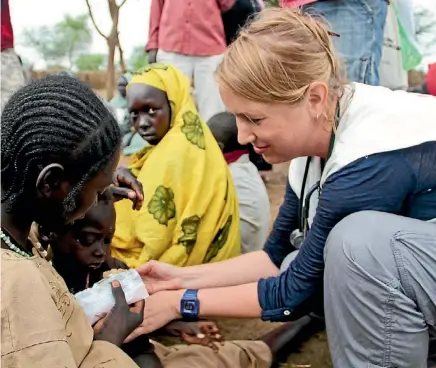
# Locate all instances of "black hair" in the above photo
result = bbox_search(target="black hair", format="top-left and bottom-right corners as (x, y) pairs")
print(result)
(1, 75), (121, 214)
(37, 189), (114, 245)
(56, 70), (78, 79)
(207, 112), (246, 153)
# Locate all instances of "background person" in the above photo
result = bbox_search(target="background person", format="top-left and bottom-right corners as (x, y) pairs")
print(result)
(280, 0), (388, 85)
(1, 0), (25, 111)
(207, 112), (270, 254)
(110, 73), (149, 156)
(146, 0), (234, 122)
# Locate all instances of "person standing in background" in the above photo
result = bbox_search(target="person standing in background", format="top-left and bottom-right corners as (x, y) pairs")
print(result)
(280, 0), (388, 85)
(1, 0), (25, 111)
(221, 0), (264, 46)
(146, 0), (235, 122)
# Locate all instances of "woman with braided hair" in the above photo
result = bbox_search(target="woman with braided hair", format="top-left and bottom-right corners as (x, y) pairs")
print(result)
(0, 75), (152, 367)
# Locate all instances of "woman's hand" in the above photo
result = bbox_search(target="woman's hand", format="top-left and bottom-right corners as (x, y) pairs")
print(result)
(165, 321), (224, 352)
(94, 281), (145, 347)
(124, 290), (183, 343)
(136, 260), (184, 294)
(111, 167), (144, 210)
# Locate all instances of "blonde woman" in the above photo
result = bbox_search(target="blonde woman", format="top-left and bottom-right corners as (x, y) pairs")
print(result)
(132, 8), (436, 367)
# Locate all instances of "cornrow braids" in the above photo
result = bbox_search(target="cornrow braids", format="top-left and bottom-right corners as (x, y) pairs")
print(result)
(1, 75), (121, 214)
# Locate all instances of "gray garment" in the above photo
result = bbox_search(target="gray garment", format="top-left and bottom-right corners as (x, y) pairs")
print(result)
(280, 250), (299, 274)
(324, 211), (436, 367)
(229, 155), (270, 253)
(1, 49), (25, 112)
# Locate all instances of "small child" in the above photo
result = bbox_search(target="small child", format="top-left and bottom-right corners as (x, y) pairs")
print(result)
(36, 190), (222, 365)
(207, 112), (270, 253)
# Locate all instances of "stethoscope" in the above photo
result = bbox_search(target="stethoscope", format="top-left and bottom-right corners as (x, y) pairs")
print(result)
(297, 102), (341, 238)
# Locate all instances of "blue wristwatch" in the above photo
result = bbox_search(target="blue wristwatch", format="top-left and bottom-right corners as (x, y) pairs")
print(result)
(180, 289), (200, 320)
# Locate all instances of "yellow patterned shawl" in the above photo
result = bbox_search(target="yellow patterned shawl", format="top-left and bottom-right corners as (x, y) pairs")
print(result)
(111, 64), (241, 267)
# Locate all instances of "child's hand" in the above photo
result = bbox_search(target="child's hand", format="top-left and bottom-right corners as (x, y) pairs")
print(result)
(111, 167), (144, 210)
(165, 321), (223, 352)
(93, 281), (145, 347)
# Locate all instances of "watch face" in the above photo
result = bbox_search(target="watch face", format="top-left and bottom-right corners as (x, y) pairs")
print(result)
(183, 300), (199, 315)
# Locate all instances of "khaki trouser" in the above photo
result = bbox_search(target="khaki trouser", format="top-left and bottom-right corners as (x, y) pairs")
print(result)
(153, 340), (272, 368)
(156, 50), (225, 122)
(1, 48), (25, 111)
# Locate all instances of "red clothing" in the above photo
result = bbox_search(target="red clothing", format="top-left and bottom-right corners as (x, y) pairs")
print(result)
(279, 0), (317, 7)
(147, 0), (235, 56)
(1, 0), (14, 49)
(426, 63), (436, 97)
(224, 149), (249, 164)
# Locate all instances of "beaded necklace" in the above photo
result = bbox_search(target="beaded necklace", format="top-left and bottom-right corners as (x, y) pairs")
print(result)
(0, 228), (33, 257)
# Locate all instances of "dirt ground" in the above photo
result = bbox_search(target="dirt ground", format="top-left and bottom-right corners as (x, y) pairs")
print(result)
(119, 156), (332, 367)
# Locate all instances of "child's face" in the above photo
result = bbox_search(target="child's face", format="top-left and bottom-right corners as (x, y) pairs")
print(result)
(56, 201), (116, 269)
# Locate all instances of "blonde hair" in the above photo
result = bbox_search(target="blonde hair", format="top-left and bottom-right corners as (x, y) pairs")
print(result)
(216, 8), (346, 104)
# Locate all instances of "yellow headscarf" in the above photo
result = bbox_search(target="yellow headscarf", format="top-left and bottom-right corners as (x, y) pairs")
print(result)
(111, 64), (241, 267)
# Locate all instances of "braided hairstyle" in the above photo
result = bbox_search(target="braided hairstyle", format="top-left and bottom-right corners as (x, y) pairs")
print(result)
(1, 75), (121, 215)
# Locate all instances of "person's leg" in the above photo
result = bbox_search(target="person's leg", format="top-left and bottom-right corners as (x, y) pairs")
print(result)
(153, 339), (272, 368)
(193, 54), (225, 122)
(1, 48), (26, 111)
(324, 211), (436, 367)
(303, 0), (387, 85)
(156, 50), (194, 81)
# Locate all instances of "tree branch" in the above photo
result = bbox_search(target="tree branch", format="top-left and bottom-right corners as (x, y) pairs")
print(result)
(119, 0), (128, 8)
(85, 0), (108, 40)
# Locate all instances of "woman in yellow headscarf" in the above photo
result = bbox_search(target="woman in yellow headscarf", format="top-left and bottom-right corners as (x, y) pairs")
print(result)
(112, 64), (241, 268)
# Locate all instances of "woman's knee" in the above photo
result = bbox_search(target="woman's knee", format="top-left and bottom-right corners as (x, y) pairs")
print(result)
(324, 211), (397, 272)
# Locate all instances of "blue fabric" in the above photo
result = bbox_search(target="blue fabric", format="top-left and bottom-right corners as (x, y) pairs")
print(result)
(259, 142), (436, 321)
(303, 0), (388, 85)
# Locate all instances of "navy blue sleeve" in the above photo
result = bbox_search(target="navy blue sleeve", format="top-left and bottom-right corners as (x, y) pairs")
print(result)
(263, 180), (299, 267)
(258, 152), (416, 321)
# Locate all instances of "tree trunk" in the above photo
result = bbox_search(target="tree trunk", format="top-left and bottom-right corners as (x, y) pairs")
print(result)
(106, 37), (117, 100)
(106, 0), (120, 100)
(117, 38), (127, 74)
(86, 0), (128, 99)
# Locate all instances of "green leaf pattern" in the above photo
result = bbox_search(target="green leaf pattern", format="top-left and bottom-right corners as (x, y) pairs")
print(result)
(147, 186), (176, 226)
(177, 215), (201, 255)
(204, 215), (232, 262)
(181, 111), (205, 149)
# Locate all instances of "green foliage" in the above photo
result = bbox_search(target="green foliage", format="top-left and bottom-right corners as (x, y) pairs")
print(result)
(75, 53), (106, 71)
(129, 46), (149, 72)
(23, 14), (92, 68)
